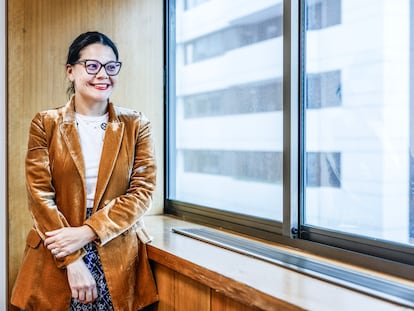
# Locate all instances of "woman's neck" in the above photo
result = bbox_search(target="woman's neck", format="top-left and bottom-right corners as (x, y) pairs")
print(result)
(74, 97), (108, 116)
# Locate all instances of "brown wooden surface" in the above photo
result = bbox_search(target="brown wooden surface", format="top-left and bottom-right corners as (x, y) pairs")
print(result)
(154, 261), (263, 311)
(175, 273), (210, 311)
(153, 264), (175, 311)
(146, 215), (413, 311)
(211, 291), (261, 311)
(7, 0), (164, 308)
(154, 263), (210, 311)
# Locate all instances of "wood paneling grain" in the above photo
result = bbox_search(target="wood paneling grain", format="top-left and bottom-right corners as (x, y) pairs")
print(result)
(7, 0), (164, 307)
(211, 291), (260, 311)
(7, 1), (29, 298)
(154, 262), (210, 311)
(176, 273), (210, 311)
(153, 263), (175, 311)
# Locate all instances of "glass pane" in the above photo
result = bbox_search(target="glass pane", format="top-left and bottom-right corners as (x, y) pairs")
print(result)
(169, 0), (284, 220)
(303, 0), (414, 245)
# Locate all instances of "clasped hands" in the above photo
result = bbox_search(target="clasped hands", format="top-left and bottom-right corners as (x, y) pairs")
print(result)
(44, 225), (98, 304)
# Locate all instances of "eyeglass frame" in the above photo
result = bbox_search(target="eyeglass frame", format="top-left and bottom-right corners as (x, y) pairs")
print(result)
(72, 59), (123, 76)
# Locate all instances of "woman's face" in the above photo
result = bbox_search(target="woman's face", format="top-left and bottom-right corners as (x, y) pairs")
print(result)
(67, 43), (119, 107)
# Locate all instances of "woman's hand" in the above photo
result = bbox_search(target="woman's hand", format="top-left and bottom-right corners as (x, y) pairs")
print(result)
(67, 258), (98, 304)
(44, 225), (97, 258)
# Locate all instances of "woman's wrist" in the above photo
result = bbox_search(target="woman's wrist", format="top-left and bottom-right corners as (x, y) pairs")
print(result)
(82, 225), (98, 243)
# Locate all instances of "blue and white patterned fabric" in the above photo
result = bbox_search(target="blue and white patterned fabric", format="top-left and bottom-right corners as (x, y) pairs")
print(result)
(69, 208), (114, 311)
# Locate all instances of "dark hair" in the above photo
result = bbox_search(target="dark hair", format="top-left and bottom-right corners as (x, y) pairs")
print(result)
(66, 31), (119, 96)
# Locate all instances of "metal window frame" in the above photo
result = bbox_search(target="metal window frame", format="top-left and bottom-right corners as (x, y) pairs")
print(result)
(165, 0), (414, 282)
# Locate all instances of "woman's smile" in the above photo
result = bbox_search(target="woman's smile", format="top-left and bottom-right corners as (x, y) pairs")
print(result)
(92, 82), (110, 90)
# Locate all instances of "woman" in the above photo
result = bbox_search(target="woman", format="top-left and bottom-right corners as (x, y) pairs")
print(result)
(11, 31), (158, 311)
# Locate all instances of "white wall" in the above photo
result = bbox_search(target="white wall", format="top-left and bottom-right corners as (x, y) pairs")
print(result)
(0, 0), (6, 308)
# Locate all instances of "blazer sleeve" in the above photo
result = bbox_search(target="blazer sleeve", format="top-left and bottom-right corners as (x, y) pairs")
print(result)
(26, 112), (85, 268)
(84, 114), (157, 246)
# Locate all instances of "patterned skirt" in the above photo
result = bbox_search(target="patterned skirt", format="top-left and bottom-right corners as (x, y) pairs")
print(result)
(69, 209), (114, 311)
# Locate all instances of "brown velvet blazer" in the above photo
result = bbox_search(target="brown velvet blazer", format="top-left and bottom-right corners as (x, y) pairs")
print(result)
(11, 97), (157, 311)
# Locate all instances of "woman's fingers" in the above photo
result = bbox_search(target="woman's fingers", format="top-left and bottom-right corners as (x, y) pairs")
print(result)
(78, 289), (85, 303)
(84, 288), (97, 304)
(67, 259), (98, 304)
(44, 226), (96, 257)
(76, 285), (97, 303)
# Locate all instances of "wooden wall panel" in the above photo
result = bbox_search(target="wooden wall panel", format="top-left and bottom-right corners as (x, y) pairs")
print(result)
(7, 0), (164, 307)
(175, 273), (210, 311)
(152, 262), (264, 311)
(153, 263), (211, 311)
(153, 263), (175, 311)
(211, 291), (260, 311)
(7, 1), (28, 299)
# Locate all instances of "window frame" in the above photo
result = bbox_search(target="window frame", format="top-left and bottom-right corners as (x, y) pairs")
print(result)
(165, 0), (414, 282)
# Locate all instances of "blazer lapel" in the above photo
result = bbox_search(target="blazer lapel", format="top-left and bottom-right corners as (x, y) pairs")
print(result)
(93, 103), (124, 210)
(60, 98), (86, 183)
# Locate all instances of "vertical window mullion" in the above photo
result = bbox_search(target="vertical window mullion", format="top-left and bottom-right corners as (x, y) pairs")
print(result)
(283, 0), (300, 238)
(166, 0), (177, 200)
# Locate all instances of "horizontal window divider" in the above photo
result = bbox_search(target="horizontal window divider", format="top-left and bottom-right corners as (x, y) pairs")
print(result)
(165, 199), (283, 241)
(301, 226), (414, 268)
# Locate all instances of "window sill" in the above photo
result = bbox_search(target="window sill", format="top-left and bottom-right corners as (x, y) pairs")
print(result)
(145, 215), (413, 311)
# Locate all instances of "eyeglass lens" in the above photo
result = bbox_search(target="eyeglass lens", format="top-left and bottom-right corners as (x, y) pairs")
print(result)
(84, 60), (121, 76)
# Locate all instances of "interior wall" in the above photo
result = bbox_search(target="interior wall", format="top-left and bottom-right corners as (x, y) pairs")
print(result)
(1, 0), (6, 309)
(7, 0), (164, 307)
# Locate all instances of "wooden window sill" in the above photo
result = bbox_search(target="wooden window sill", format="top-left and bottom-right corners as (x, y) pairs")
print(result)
(145, 215), (413, 311)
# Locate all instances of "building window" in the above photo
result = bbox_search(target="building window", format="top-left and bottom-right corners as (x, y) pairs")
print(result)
(306, 70), (341, 109)
(184, 15), (283, 64)
(183, 150), (282, 183)
(306, 0), (342, 30)
(306, 152), (341, 187)
(182, 79), (283, 118)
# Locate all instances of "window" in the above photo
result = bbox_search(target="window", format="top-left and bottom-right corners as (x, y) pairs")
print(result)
(303, 0), (413, 246)
(166, 0), (414, 293)
(168, 0), (284, 222)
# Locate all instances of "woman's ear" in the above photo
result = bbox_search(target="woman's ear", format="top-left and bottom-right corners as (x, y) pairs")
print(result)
(66, 64), (74, 82)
